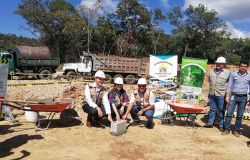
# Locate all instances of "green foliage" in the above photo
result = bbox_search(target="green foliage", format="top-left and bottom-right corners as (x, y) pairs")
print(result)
(3, 0), (247, 65)
(15, 0), (87, 61)
(168, 4), (227, 61)
(225, 53), (241, 65)
(180, 65), (205, 87)
(0, 33), (40, 50)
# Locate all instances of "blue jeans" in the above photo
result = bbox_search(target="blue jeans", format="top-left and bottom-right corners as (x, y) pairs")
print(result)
(224, 95), (248, 131)
(130, 105), (154, 125)
(207, 95), (225, 128)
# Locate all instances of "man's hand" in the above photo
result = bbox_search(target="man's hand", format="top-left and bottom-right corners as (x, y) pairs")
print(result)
(122, 114), (128, 120)
(96, 107), (103, 118)
(225, 96), (230, 103)
(108, 114), (113, 122)
(137, 109), (145, 116)
(116, 113), (121, 121)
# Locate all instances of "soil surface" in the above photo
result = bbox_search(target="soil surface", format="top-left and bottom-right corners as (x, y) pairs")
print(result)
(1, 80), (250, 160)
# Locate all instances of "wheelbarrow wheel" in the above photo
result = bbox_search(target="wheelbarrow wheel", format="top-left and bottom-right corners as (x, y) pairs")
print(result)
(160, 111), (176, 125)
(60, 109), (80, 126)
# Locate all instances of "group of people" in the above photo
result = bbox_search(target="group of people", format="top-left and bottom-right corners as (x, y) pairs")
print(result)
(82, 56), (250, 135)
(82, 70), (155, 129)
(204, 57), (250, 137)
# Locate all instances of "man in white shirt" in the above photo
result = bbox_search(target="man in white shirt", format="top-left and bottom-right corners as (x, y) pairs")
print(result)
(82, 70), (112, 127)
(130, 78), (155, 129)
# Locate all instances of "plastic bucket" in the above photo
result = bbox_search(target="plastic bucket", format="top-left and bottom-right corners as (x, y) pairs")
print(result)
(24, 106), (38, 122)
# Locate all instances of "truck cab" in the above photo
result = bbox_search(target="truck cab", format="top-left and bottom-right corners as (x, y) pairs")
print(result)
(63, 55), (93, 78)
(0, 51), (16, 73)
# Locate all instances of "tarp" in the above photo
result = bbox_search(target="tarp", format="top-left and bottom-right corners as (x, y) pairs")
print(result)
(0, 64), (8, 98)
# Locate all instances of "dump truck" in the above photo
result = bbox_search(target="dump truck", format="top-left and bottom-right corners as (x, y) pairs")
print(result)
(0, 46), (60, 79)
(62, 53), (148, 84)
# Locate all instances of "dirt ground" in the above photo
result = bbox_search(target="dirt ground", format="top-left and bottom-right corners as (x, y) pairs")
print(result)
(1, 80), (250, 160)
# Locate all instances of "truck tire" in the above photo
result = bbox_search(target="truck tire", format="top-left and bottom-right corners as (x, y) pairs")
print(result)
(39, 69), (52, 79)
(66, 71), (76, 80)
(105, 74), (112, 83)
(125, 74), (136, 84)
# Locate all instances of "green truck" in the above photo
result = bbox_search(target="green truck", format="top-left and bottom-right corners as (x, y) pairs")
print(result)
(0, 46), (60, 79)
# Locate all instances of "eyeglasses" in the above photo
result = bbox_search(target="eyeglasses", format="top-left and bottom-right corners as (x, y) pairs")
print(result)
(138, 85), (146, 88)
(116, 84), (123, 87)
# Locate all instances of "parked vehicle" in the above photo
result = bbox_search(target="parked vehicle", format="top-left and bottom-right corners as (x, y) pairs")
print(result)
(0, 46), (60, 79)
(63, 52), (148, 84)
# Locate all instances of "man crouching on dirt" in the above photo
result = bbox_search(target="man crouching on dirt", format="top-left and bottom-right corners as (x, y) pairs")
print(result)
(82, 70), (112, 128)
(130, 78), (155, 129)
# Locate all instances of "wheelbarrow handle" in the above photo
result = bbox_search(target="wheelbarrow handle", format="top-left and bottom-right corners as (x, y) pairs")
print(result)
(0, 99), (46, 104)
(2, 103), (32, 111)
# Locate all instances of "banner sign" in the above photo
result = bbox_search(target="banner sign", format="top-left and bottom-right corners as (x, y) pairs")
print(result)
(149, 55), (178, 100)
(178, 57), (208, 104)
(0, 64), (8, 98)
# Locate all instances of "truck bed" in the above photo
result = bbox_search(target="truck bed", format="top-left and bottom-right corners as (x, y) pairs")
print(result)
(93, 55), (148, 75)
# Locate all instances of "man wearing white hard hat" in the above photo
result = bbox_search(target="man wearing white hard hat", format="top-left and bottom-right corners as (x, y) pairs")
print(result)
(82, 70), (112, 128)
(130, 78), (155, 129)
(204, 56), (230, 132)
(108, 77), (132, 121)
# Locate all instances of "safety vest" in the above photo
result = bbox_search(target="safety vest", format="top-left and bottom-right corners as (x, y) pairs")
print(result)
(133, 89), (150, 107)
(86, 85), (107, 106)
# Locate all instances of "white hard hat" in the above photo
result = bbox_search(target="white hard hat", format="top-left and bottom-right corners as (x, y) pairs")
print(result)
(114, 77), (124, 84)
(94, 70), (106, 78)
(137, 78), (147, 85)
(215, 57), (226, 64)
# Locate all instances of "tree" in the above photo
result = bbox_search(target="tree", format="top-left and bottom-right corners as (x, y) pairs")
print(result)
(16, 0), (87, 61)
(78, 0), (104, 54)
(0, 33), (40, 51)
(92, 17), (117, 54)
(152, 9), (167, 54)
(168, 4), (227, 61)
(110, 0), (153, 56)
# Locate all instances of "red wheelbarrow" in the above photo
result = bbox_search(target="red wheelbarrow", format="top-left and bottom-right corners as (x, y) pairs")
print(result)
(0, 98), (81, 129)
(160, 102), (206, 127)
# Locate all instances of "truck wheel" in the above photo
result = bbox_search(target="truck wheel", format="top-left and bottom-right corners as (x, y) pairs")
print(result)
(125, 74), (136, 84)
(66, 71), (76, 80)
(105, 74), (112, 83)
(39, 69), (52, 79)
(113, 74), (124, 83)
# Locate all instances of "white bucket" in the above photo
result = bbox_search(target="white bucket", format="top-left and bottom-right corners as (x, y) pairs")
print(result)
(24, 106), (38, 122)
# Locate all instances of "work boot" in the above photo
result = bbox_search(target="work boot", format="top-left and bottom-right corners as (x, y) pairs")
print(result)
(131, 120), (141, 126)
(86, 121), (92, 127)
(218, 127), (224, 132)
(232, 130), (240, 137)
(203, 124), (213, 128)
(146, 121), (154, 129)
(221, 129), (230, 135)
